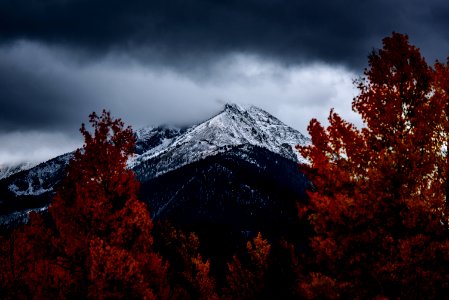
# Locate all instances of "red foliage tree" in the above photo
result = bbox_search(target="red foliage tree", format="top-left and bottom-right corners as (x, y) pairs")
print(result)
(191, 254), (219, 300)
(298, 33), (449, 298)
(153, 223), (219, 300)
(225, 232), (271, 299)
(1, 111), (168, 299)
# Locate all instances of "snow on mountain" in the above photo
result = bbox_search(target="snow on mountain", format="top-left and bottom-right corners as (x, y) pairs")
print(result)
(7, 153), (73, 196)
(134, 125), (187, 154)
(0, 162), (37, 180)
(4, 104), (308, 197)
(130, 103), (309, 178)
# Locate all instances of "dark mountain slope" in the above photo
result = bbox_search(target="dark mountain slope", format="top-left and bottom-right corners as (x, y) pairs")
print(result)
(141, 144), (308, 237)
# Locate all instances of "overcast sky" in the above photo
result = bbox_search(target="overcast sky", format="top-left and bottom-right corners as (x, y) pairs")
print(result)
(1, 0), (449, 165)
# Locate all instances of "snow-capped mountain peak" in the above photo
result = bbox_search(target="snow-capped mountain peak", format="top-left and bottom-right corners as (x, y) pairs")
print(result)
(130, 103), (309, 178)
(1, 103), (309, 226)
(3, 104), (308, 198)
(173, 103), (308, 159)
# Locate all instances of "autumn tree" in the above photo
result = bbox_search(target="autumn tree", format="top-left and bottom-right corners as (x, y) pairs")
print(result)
(153, 222), (220, 299)
(1, 111), (168, 299)
(298, 33), (449, 298)
(224, 232), (271, 299)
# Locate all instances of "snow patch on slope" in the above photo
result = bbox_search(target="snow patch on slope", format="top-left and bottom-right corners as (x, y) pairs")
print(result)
(7, 153), (73, 196)
(0, 162), (36, 180)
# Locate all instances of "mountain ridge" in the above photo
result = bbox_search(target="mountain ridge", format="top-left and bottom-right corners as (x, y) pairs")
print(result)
(0, 103), (309, 229)
(130, 103), (308, 180)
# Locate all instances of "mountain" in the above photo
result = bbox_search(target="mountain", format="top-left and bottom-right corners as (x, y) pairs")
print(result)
(0, 104), (309, 233)
(0, 153), (74, 227)
(130, 103), (308, 181)
(0, 162), (36, 180)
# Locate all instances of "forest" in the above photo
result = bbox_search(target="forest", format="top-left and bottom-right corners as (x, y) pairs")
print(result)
(1, 32), (449, 299)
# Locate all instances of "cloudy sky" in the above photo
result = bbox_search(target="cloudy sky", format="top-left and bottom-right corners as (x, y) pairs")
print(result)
(1, 0), (449, 165)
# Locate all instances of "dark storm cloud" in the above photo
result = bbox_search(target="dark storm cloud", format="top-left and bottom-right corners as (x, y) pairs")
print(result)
(2, 0), (449, 69)
(0, 41), (223, 132)
(0, 49), (81, 132)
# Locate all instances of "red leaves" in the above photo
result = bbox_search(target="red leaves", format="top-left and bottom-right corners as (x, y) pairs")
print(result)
(225, 232), (271, 299)
(88, 237), (158, 300)
(1, 111), (168, 299)
(299, 272), (341, 300)
(354, 33), (433, 139)
(191, 255), (219, 300)
(299, 33), (449, 298)
(246, 232), (271, 268)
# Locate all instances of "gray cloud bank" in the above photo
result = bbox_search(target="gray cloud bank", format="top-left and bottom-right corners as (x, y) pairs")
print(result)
(0, 41), (359, 164)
